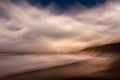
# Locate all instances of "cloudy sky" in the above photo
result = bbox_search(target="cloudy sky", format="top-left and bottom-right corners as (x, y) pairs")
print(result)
(0, 0), (120, 53)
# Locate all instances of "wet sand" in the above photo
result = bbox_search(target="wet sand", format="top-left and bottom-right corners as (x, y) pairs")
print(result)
(0, 53), (118, 80)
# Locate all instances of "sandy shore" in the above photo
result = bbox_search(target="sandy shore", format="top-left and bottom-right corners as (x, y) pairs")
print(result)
(0, 53), (117, 80)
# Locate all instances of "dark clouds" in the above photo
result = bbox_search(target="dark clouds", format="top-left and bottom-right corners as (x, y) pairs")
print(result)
(27, 0), (106, 9)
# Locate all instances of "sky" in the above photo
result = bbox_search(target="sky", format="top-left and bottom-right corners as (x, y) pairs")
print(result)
(27, 0), (106, 8)
(0, 0), (120, 53)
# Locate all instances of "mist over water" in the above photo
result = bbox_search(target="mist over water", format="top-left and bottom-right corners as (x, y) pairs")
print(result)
(0, 52), (117, 80)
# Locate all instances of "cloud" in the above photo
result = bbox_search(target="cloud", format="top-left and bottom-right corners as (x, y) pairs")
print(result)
(0, 0), (120, 53)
